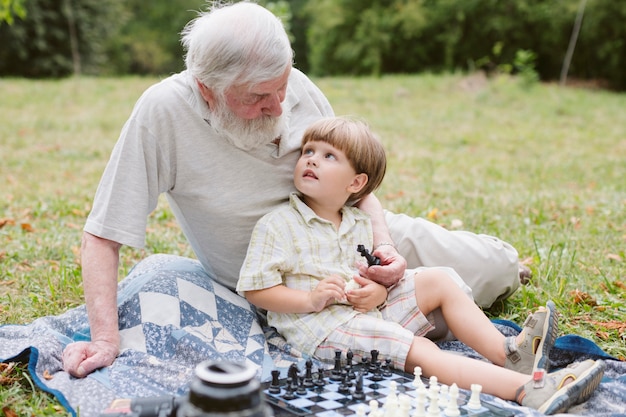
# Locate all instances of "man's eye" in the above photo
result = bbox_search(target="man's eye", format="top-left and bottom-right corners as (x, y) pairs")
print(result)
(243, 95), (262, 105)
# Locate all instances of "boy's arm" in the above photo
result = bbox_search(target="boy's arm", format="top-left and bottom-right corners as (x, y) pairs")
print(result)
(244, 275), (346, 313)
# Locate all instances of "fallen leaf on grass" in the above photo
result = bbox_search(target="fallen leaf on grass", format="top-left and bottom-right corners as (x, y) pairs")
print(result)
(20, 223), (34, 232)
(606, 253), (622, 262)
(426, 208), (439, 220)
(0, 362), (19, 385)
(570, 289), (597, 306)
(0, 218), (15, 229)
(2, 407), (18, 417)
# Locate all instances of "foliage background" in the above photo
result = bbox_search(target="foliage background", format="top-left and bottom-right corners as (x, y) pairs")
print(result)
(1, 0), (625, 90)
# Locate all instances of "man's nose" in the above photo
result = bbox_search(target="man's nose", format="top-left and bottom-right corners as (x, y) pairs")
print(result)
(262, 93), (283, 117)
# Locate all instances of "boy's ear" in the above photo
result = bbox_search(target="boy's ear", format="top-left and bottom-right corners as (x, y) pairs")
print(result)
(347, 173), (368, 194)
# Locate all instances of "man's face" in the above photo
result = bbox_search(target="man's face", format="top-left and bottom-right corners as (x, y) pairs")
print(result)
(223, 65), (290, 120)
(198, 65), (291, 150)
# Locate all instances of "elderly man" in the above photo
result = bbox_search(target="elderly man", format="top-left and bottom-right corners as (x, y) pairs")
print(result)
(62, 1), (521, 378)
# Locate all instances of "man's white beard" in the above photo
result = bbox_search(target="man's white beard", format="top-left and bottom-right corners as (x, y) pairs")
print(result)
(208, 98), (288, 151)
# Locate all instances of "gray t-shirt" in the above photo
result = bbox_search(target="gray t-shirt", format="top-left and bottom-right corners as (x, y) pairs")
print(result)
(85, 68), (334, 289)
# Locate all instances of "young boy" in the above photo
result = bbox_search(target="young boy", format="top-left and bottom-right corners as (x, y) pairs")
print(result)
(236, 116), (604, 414)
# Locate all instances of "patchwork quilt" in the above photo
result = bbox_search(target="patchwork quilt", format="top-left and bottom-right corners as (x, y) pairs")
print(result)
(1, 255), (624, 417)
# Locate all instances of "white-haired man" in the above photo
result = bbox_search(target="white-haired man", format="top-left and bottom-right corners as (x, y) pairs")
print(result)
(62, 1), (521, 378)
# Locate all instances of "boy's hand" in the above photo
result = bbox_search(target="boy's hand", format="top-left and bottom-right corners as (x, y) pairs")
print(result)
(345, 275), (387, 313)
(309, 274), (346, 312)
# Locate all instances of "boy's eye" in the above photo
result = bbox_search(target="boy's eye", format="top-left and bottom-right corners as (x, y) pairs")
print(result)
(325, 153), (337, 160)
(302, 148), (313, 155)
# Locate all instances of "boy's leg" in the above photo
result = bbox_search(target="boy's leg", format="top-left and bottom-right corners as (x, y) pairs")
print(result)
(385, 211), (520, 307)
(405, 336), (528, 400)
(406, 337), (605, 413)
(412, 268), (509, 366)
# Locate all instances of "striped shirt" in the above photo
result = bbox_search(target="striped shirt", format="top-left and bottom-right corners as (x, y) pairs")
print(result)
(237, 193), (383, 355)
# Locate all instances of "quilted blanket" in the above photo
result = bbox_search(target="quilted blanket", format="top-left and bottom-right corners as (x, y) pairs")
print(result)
(1, 255), (624, 417)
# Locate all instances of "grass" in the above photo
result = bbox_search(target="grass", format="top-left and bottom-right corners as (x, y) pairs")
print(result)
(1, 73), (624, 415)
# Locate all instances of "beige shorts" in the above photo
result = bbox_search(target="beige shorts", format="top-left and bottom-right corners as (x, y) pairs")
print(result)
(314, 272), (435, 370)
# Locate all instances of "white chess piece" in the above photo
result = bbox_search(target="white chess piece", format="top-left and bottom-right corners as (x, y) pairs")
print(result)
(414, 385), (428, 417)
(412, 366), (424, 390)
(383, 393), (398, 417)
(427, 381), (440, 417)
(368, 400), (379, 417)
(443, 383), (460, 417)
(356, 404), (367, 417)
(388, 380), (398, 402)
(438, 384), (449, 408)
(467, 383), (482, 410)
(398, 394), (411, 417)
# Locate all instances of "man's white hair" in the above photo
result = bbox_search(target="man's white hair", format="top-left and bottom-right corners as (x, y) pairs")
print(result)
(181, 1), (293, 95)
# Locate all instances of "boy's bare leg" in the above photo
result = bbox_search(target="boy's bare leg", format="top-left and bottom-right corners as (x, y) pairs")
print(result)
(404, 337), (527, 400)
(413, 269), (507, 366)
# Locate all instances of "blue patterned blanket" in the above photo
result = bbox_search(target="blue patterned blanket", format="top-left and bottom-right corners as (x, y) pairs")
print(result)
(1, 255), (624, 417)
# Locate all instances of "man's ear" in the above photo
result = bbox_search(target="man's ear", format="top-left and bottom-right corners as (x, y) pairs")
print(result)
(196, 80), (216, 109)
(347, 173), (368, 194)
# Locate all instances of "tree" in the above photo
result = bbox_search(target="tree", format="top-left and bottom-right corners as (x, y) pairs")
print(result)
(0, 0), (26, 24)
(0, 0), (125, 77)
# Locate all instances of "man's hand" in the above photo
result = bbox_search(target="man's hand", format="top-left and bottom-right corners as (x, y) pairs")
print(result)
(62, 340), (119, 378)
(357, 244), (407, 287)
(345, 275), (387, 313)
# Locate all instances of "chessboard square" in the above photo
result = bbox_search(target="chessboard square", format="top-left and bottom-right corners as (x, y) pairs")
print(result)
(320, 391), (346, 401)
(315, 410), (345, 417)
(315, 399), (344, 410)
(287, 397), (315, 408)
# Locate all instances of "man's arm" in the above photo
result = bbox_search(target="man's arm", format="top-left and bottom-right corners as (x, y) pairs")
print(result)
(62, 232), (121, 378)
(355, 193), (407, 287)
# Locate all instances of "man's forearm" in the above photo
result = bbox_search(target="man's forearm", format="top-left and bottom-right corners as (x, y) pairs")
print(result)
(356, 194), (394, 247)
(81, 232), (122, 348)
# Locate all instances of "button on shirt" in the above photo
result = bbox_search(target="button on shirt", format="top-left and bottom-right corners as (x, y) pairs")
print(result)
(237, 193), (382, 355)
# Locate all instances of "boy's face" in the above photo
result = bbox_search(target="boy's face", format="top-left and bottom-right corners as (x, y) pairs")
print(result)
(294, 140), (367, 209)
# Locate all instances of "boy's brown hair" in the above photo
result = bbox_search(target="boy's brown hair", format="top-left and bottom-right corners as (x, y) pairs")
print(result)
(301, 116), (386, 201)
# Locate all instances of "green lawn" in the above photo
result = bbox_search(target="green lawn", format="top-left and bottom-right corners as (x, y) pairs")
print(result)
(1, 73), (624, 415)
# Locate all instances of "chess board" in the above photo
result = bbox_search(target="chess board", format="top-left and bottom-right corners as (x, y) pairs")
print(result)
(262, 357), (517, 417)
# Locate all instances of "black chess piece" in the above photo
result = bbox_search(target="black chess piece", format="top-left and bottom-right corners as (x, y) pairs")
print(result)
(382, 358), (393, 377)
(296, 376), (307, 395)
(314, 368), (326, 387)
(357, 244), (381, 266)
(303, 359), (314, 388)
(352, 371), (366, 401)
(269, 369), (281, 394)
(369, 350), (379, 372)
(282, 377), (296, 400)
(330, 350), (343, 381)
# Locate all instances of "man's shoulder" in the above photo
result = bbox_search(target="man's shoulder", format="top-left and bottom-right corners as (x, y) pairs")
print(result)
(136, 71), (196, 110)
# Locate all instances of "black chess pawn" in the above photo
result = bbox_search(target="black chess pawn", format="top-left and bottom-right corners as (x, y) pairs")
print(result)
(382, 358), (393, 377)
(346, 350), (356, 379)
(338, 371), (352, 394)
(296, 376), (307, 395)
(282, 377), (296, 400)
(314, 368), (326, 387)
